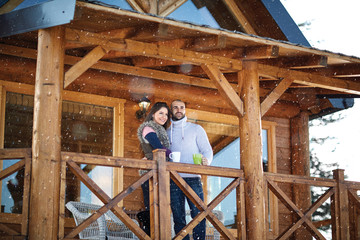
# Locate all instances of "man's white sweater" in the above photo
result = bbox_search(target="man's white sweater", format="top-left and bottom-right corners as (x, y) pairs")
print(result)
(167, 116), (213, 178)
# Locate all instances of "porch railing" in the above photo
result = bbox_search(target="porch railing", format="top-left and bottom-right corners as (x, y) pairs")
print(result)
(264, 170), (360, 239)
(60, 149), (246, 240)
(1, 148), (360, 239)
(0, 148), (31, 238)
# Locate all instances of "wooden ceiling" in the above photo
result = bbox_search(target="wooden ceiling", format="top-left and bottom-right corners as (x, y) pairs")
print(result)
(1, 1), (360, 121)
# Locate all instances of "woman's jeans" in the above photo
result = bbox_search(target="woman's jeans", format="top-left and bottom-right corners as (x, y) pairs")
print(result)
(140, 180), (150, 236)
(141, 180), (150, 211)
(170, 177), (206, 240)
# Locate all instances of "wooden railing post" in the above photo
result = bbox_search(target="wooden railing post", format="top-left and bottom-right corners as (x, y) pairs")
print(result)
(153, 149), (170, 240)
(332, 169), (350, 240)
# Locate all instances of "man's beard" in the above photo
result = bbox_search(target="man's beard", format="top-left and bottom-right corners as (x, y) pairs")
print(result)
(173, 113), (185, 121)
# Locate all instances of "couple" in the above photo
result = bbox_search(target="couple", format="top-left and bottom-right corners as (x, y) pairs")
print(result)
(137, 100), (213, 240)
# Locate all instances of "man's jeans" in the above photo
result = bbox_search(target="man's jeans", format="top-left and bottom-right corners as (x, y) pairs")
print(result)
(170, 177), (206, 240)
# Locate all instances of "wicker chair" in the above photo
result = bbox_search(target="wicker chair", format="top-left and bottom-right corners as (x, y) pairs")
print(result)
(171, 209), (224, 240)
(66, 201), (139, 240)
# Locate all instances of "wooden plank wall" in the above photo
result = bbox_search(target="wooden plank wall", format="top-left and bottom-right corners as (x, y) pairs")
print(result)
(264, 116), (292, 234)
(123, 101), (147, 211)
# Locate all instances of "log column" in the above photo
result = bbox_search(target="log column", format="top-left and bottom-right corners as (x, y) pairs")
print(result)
(29, 26), (64, 240)
(239, 61), (266, 239)
(291, 111), (312, 239)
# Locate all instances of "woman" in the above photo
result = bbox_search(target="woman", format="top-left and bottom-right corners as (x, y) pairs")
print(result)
(137, 102), (171, 162)
(136, 101), (171, 235)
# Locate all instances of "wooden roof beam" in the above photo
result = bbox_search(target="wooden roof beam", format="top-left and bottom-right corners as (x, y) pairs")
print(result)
(64, 45), (109, 88)
(201, 64), (244, 116)
(292, 88), (320, 113)
(65, 29), (243, 70)
(190, 36), (227, 51)
(261, 78), (294, 117)
(126, 0), (147, 13)
(223, 0), (257, 35)
(99, 27), (138, 40)
(132, 56), (181, 67)
(243, 46), (279, 60)
(258, 64), (360, 95)
(104, 38), (192, 61)
(102, 51), (138, 59)
(187, 45), (278, 61)
(131, 23), (170, 40)
(65, 27), (137, 49)
(132, 45), (279, 68)
(286, 55), (327, 69)
(128, 0), (186, 15)
(185, 38), (279, 60)
(262, 55), (328, 69)
(0, 43), (219, 89)
(303, 63), (360, 78)
(158, 0), (187, 16)
(0, 43), (298, 103)
(121, 39), (243, 70)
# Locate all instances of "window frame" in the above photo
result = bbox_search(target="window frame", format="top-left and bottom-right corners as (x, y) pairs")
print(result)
(187, 108), (278, 235)
(0, 80), (126, 204)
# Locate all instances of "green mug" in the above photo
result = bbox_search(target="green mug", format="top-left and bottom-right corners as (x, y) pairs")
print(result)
(193, 153), (202, 165)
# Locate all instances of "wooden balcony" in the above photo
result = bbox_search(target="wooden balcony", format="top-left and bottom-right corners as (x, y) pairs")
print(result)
(1, 148), (360, 239)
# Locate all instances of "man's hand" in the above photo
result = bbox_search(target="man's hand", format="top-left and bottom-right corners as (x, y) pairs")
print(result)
(201, 157), (209, 166)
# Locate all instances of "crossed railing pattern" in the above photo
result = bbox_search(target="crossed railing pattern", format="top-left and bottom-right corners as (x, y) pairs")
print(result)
(60, 150), (246, 240)
(0, 148), (31, 237)
(264, 170), (360, 240)
(1, 148), (360, 239)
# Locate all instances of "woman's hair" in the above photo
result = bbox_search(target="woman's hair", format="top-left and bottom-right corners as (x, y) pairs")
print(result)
(144, 102), (171, 128)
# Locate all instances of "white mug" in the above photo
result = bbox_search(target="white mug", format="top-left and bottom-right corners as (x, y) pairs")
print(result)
(169, 152), (181, 162)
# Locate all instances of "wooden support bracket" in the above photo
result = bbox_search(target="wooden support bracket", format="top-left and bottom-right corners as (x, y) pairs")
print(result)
(64, 45), (109, 88)
(201, 64), (244, 116)
(261, 78), (294, 116)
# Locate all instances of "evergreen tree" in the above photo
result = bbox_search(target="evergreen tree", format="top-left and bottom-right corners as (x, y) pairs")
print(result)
(309, 114), (343, 231)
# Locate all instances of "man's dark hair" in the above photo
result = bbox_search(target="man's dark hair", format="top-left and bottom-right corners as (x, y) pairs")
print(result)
(171, 99), (186, 109)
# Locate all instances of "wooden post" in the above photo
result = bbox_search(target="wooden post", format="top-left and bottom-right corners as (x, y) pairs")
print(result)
(239, 61), (266, 239)
(154, 149), (170, 240)
(332, 169), (350, 240)
(29, 26), (64, 240)
(291, 111), (312, 239)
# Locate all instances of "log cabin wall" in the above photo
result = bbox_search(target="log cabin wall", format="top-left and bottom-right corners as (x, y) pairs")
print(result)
(123, 100), (146, 211)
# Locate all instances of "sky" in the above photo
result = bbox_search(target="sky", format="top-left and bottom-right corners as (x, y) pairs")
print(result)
(281, 0), (360, 58)
(280, 0), (360, 181)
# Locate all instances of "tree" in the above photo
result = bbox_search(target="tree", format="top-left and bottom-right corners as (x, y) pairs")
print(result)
(310, 152), (338, 231)
(309, 114), (343, 231)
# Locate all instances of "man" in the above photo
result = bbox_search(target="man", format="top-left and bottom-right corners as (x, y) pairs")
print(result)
(167, 99), (213, 240)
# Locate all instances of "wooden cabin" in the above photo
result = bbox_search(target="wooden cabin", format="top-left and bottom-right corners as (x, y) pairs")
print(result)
(0, 0), (360, 239)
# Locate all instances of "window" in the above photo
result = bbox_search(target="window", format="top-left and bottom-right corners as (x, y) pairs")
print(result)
(208, 128), (275, 228)
(187, 109), (278, 234)
(0, 83), (125, 212)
